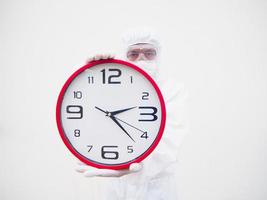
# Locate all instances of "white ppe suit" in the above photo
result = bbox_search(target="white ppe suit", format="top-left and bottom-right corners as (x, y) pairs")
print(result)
(76, 28), (188, 200)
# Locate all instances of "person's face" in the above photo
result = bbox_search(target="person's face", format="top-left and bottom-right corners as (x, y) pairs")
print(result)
(126, 43), (157, 62)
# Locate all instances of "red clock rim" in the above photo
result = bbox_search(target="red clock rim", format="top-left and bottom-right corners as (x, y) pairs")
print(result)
(56, 59), (166, 170)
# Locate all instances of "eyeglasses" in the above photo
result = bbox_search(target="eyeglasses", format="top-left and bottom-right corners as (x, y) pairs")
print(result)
(127, 48), (157, 61)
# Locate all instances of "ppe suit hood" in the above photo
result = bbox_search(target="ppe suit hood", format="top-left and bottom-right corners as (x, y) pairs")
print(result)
(121, 28), (161, 80)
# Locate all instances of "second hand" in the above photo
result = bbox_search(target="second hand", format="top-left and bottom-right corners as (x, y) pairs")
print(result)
(113, 116), (147, 134)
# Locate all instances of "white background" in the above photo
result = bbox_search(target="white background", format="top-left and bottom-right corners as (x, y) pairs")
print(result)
(0, 0), (266, 199)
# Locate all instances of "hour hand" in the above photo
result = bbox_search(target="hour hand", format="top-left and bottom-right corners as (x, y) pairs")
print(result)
(110, 106), (136, 116)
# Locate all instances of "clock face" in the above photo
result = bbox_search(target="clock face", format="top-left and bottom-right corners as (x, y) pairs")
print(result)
(56, 59), (166, 169)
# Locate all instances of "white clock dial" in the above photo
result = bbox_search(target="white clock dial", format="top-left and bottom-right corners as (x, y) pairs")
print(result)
(57, 59), (166, 169)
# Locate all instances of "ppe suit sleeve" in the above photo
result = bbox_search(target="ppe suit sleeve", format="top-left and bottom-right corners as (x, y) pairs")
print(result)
(163, 81), (188, 151)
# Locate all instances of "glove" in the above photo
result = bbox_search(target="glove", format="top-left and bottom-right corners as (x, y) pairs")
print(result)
(86, 53), (115, 63)
(75, 161), (143, 177)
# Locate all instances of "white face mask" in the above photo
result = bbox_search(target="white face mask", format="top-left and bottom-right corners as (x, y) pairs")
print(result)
(125, 43), (160, 80)
(132, 60), (159, 79)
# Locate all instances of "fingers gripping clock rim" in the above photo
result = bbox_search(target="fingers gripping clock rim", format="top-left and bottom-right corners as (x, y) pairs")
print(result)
(56, 59), (166, 170)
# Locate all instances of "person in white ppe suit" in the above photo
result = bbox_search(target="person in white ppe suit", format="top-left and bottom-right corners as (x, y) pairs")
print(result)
(76, 28), (188, 200)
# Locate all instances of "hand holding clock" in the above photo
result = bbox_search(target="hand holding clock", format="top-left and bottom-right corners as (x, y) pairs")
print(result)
(76, 161), (143, 177)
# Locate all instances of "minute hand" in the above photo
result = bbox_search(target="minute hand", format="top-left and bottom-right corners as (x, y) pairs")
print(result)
(110, 116), (136, 142)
